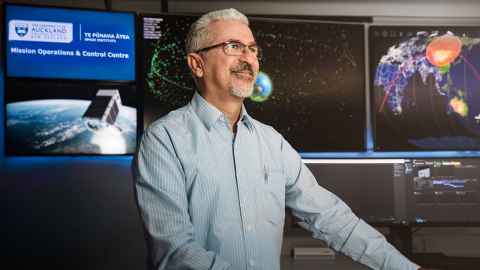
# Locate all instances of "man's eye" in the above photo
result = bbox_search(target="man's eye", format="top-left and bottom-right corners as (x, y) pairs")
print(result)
(227, 43), (242, 50)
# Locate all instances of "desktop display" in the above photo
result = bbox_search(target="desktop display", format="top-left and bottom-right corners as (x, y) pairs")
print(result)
(297, 159), (480, 228)
(406, 158), (480, 224)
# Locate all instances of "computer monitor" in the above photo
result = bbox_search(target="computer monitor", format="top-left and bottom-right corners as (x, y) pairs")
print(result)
(285, 158), (480, 231)
(405, 158), (480, 224)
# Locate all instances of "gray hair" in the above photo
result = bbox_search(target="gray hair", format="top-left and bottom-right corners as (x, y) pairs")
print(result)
(185, 8), (249, 54)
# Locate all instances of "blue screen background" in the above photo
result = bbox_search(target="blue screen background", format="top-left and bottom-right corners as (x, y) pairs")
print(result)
(6, 5), (136, 81)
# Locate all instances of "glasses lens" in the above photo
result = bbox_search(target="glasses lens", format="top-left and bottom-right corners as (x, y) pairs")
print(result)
(255, 46), (262, 60)
(249, 45), (259, 56)
(224, 41), (261, 59)
(224, 41), (244, 56)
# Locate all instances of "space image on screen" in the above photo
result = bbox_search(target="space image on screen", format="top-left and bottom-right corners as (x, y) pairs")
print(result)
(5, 79), (137, 155)
(371, 26), (480, 151)
(141, 14), (366, 152)
(5, 4), (136, 81)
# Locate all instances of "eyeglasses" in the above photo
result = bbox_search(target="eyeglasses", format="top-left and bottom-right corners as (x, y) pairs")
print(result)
(196, 40), (261, 59)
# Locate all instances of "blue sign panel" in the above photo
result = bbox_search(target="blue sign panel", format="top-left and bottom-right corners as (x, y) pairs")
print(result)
(6, 5), (136, 81)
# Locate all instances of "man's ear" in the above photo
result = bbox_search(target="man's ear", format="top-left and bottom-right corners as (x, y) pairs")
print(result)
(187, 53), (204, 78)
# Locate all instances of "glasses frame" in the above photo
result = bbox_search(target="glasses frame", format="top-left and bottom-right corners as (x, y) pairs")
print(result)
(195, 40), (261, 59)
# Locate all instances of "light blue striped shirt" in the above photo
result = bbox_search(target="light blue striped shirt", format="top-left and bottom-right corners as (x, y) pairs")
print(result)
(133, 92), (419, 270)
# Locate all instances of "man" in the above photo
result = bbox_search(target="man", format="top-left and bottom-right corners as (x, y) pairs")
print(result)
(133, 8), (427, 270)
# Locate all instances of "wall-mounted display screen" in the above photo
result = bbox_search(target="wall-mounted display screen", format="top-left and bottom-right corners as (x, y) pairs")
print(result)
(371, 26), (480, 151)
(5, 79), (137, 155)
(141, 14), (366, 152)
(5, 4), (135, 81)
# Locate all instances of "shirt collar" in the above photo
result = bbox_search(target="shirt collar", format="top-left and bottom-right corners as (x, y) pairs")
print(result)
(239, 105), (254, 131)
(191, 91), (254, 131)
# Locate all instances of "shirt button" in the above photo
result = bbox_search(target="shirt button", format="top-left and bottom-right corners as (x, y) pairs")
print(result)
(246, 224), (253, 231)
(249, 259), (255, 266)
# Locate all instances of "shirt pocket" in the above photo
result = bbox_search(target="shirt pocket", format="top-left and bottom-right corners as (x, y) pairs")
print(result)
(260, 169), (286, 226)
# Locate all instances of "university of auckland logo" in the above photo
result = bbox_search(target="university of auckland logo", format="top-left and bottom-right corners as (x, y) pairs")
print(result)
(9, 19), (73, 43)
(14, 22), (28, 37)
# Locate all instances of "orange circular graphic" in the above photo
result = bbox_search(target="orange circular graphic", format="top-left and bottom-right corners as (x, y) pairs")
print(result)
(426, 34), (462, 68)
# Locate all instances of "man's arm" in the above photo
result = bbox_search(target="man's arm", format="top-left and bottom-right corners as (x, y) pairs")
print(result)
(279, 136), (421, 270)
(132, 126), (236, 270)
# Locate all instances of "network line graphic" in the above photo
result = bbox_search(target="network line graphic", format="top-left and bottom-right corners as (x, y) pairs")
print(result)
(432, 179), (468, 189)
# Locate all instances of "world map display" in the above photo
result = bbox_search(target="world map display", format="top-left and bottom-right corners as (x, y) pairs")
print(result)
(371, 26), (480, 151)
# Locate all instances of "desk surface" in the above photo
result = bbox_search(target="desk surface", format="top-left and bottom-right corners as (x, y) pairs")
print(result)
(281, 254), (370, 270)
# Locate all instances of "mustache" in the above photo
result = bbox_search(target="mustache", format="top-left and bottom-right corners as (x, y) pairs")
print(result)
(230, 62), (255, 76)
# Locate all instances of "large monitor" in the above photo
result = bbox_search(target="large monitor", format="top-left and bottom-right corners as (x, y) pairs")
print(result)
(370, 26), (480, 151)
(5, 4), (136, 81)
(141, 14), (366, 152)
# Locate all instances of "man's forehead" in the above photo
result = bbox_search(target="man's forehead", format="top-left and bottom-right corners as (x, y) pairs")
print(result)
(207, 20), (255, 43)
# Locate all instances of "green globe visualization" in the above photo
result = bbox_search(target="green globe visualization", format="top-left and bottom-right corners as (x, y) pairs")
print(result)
(250, 71), (273, 102)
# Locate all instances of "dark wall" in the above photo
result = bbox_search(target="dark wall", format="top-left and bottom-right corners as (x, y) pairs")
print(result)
(0, 157), (147, 270)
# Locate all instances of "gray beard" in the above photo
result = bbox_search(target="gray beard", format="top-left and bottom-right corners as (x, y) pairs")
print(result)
(230, 85), (254, 98)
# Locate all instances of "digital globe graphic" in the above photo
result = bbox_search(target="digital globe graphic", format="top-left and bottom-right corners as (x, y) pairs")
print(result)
(142, 15), (197, 129)
(6, 100), (137, 155)
(372, 27), (480, 151)
(250, 71), (273, 102)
